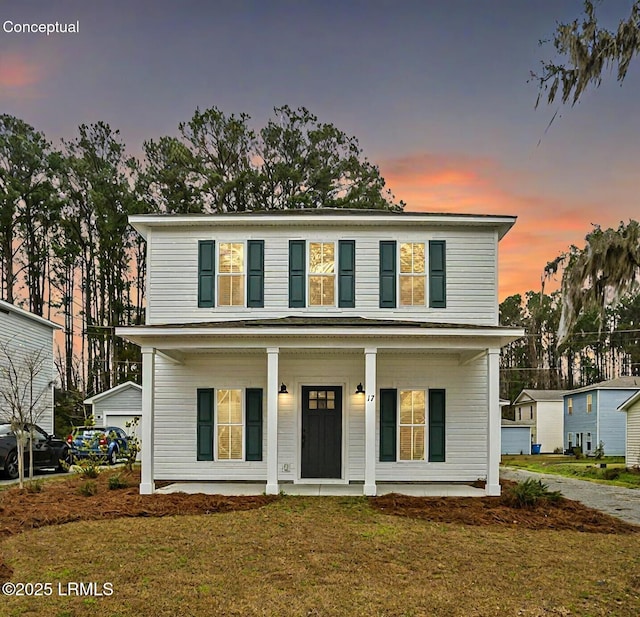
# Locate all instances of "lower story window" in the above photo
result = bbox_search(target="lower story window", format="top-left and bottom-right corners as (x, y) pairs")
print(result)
(217, 389), (243, 460)
(399, 390), (425, 461)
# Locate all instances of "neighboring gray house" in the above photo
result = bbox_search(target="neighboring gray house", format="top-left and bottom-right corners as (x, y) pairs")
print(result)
(564, 376), (640, 456)
(117, 209), (524, 497)
(618, 391), (640, 467)
(0, 300), (61, 434)
(84, 381), (142, 433)
(513, 389), (565, 453)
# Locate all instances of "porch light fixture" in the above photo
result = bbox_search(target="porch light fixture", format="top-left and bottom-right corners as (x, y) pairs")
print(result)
(279, 383), (288, 394)
(355, 383), (365, 395)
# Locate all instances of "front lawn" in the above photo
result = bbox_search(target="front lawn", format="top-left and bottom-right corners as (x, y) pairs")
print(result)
(502, 455), (640, 488)
(1, 471), (639, 616)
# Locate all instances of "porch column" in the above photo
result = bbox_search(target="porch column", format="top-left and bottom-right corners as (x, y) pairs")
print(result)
(486, 348), (501, 496)
(266, 347), (279, 495)
(140, 347), (156, 495)
(364, 347), (377, 496)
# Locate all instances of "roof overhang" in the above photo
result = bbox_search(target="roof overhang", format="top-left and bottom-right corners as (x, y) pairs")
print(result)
(84, 381), (142, 406)
(117, 321), (524, 353)
(618, 390), (640, 412)
(0, 299), (62, 330)
(128, 211), (517, 241)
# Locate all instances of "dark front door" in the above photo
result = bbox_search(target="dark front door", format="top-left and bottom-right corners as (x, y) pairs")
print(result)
(301, 386), (342, 479)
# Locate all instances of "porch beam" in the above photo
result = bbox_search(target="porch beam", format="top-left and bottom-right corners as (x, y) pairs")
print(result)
(364, 347), (377, 496)
(156, 350), (185, 365)
(266, 347), (279, 495)
(459, 349), (486, 366)
(486, 348), (501, 496)
(140, 347), (156, 495)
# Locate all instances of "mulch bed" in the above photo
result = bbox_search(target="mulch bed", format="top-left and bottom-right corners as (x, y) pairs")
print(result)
(1, 472), (637, 585)
(371, 481), (639, 534)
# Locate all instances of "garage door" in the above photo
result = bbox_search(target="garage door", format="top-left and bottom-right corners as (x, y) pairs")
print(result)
(104, 414), (141, 436)
(501, 426), (531, 455)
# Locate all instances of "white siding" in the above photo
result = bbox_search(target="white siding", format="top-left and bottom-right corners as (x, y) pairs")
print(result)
(626, 400), (640, 467)
(92, 386), (142, 427)
(153, 351), (489, 484)
(146, 224), (498, 326)
(535, 401), (564, 453)
(0, 309), (56, 434)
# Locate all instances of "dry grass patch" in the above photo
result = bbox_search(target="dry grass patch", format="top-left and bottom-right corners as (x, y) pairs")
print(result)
(2, 497), (640, 616)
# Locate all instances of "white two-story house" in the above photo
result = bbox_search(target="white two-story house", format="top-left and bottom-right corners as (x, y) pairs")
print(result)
(117, 209), (523, 496)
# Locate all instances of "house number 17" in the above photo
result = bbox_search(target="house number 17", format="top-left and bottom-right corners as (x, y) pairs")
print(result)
(367, 394), (375, 402)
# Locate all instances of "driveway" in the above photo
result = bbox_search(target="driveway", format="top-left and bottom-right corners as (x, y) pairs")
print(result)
(501, 467), (640, 526)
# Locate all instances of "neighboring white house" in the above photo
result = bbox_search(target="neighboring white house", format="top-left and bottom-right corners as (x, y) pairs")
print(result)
(513, 389), (565, 453)
(0, 299), (61, 434)
(84, 381), (142, 433)
(618, 391), (640, 467)
(117, 209), (524, 497)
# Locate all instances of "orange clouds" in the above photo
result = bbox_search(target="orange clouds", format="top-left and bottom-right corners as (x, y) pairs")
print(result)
(0, 52), (42, 91)
(379, 152), (597, 300)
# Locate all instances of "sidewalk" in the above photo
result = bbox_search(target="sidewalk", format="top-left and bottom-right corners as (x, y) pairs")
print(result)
(501, 467), (640, 526)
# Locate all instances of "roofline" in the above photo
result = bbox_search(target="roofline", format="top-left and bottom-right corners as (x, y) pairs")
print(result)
(128, 211), (518, 241)
(84, 381), (142, 405)
(564, 382), (640, 396)
(0, 299), (62, 330)
(618, 390), (640, 412)
(513, 389), (567, 403)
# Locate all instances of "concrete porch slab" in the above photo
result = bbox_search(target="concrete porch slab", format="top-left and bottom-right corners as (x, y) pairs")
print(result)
(155, 482), (485, 497)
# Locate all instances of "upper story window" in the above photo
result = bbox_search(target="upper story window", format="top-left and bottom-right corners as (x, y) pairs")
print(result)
(380, 240), (446, 309)
(586, 394), (593, 413)
(218, 243), (244, 306)
(289, 240), (355, 309)
(198, 240), (264, 309)
(399, 243), (425, 306)
(309, 242), (335, 306)
(567, 398), (573, 415)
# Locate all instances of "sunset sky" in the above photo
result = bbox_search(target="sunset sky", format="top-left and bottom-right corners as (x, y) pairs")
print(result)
(1, 0), (639, 301)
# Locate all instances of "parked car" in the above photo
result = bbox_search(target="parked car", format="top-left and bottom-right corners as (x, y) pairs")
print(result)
(67, 426), (129, 465)
(0, 422), (71, 480)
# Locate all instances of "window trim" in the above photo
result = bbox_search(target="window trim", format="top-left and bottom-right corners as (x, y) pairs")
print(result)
(398, 242), (427, 307)
(307, 240), (337, 308)
(586, 394), (592, 413)
(397, 388), (427, 462)
(567, 397), (573, 415)
(214, 388), (245, 462)
(217, 241), (246, 308)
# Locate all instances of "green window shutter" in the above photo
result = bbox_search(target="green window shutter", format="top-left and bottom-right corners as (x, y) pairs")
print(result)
(379, 388), (397, 462)
(379, 241), (396, 308)
(197, 388), (214, 461)
(289, 240), (306, 308)
(245, 388), (263, 461)
(428, 389), (446, 462)
(247, 240), (265, 308)
(429, 240), (446, 308)
(338, 240), (355, 308)
(198, 240), (215, 308)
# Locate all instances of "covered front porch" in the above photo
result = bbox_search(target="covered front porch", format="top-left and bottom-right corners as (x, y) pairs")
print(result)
(117, 317), (523, 498)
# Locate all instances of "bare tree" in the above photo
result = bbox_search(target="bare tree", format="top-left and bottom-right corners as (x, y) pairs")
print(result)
(0, 343), (51, 487)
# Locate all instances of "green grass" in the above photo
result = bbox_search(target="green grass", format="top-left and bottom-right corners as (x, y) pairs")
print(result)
(502, 455), (640, 488)
(2, 497), (640, 616)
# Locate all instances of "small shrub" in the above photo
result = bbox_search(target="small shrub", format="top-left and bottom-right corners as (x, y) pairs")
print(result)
(553, 447), (563, 454)
(78, 480), (98, 497)
(593, 441), (605, 460)
(602, 467), (622, 481)
(24, 479), (44, 493)
(572, 446), (583, 459)
(73, 453), (105, 479)
(108, 474), (129, 490)
(503, 479), (563, 508)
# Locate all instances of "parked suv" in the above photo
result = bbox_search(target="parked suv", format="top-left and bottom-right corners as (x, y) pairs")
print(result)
(67, 426), (129, 465)
(0, 423), (71, 480)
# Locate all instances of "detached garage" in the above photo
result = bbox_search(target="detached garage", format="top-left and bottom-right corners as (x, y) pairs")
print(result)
(84, 381), (142, 436)
(501, 420), (531, 455)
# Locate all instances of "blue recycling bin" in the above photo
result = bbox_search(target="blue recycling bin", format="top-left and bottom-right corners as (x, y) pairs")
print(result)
(531, 443), (542, 455)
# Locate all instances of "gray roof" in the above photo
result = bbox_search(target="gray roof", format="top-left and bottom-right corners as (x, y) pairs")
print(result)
(515, 389), (567, 403)
(564, 376), (640, 396)
(139, 316), (518, 330)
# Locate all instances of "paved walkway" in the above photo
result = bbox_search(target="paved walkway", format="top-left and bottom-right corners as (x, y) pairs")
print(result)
(501, 467), (640, 526)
